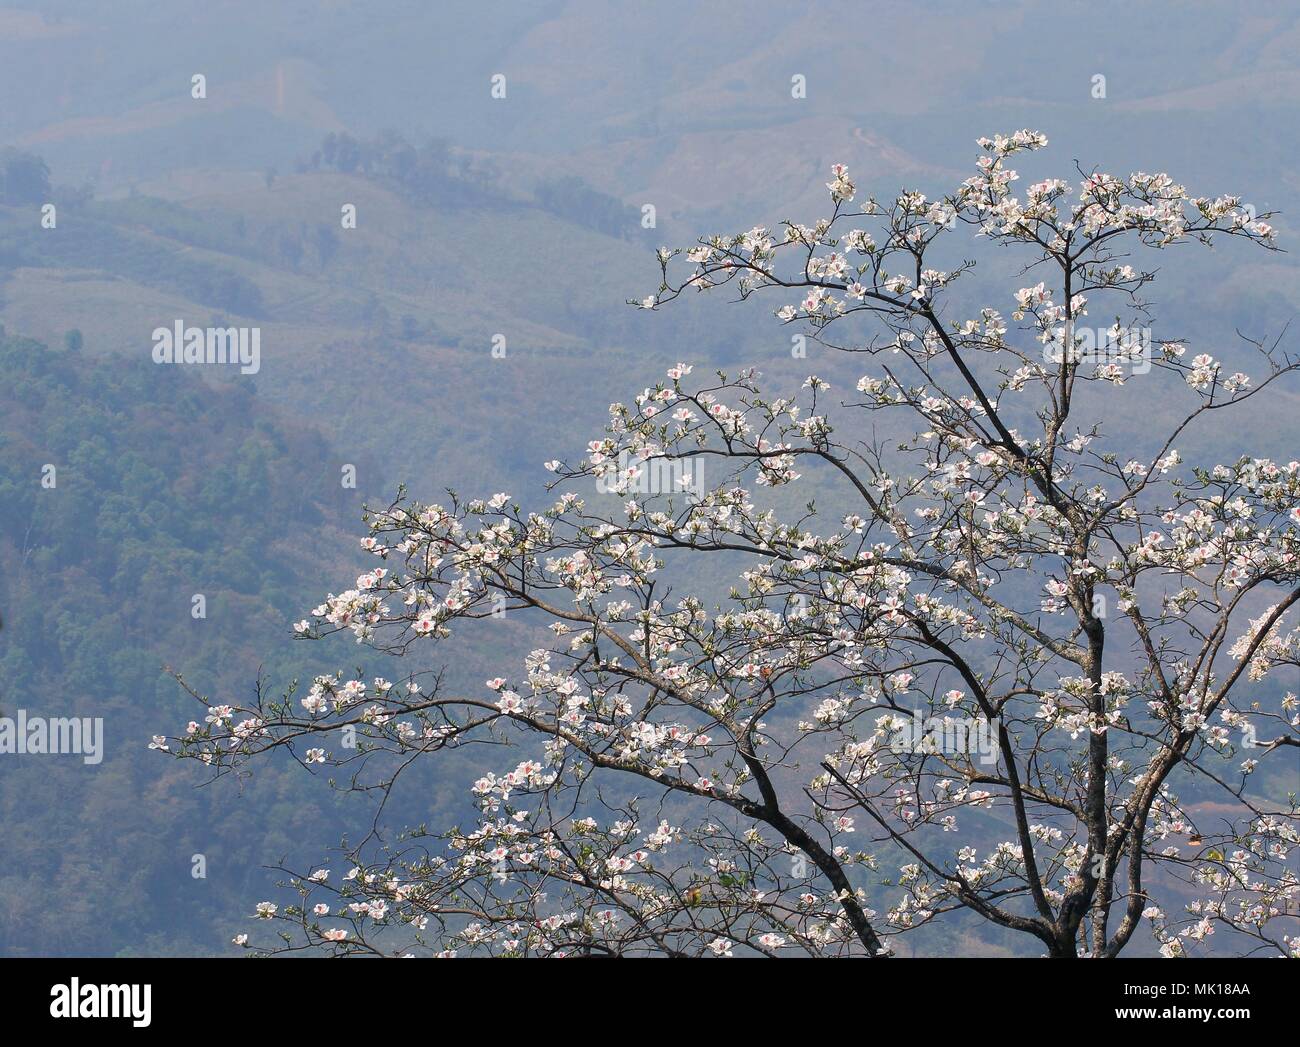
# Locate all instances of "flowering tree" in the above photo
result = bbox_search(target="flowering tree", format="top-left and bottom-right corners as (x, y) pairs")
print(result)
(158, 131), (1300, 958)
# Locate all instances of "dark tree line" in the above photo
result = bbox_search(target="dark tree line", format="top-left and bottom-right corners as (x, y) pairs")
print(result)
(307, 130), (500, 208)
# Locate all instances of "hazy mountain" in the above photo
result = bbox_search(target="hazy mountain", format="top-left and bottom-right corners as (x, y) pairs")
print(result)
(0, 0), (1296, 955)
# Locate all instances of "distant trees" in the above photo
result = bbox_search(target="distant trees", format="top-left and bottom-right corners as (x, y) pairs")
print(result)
(308, 130), (639, 238)
(0, 149), (51, 206)
(310, 131), (499, 207)
(534, 174), (640, 239)
(0, 334), (353, 955)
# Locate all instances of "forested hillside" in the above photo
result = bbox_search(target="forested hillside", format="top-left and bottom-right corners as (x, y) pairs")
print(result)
(0, 334), (378, 954)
